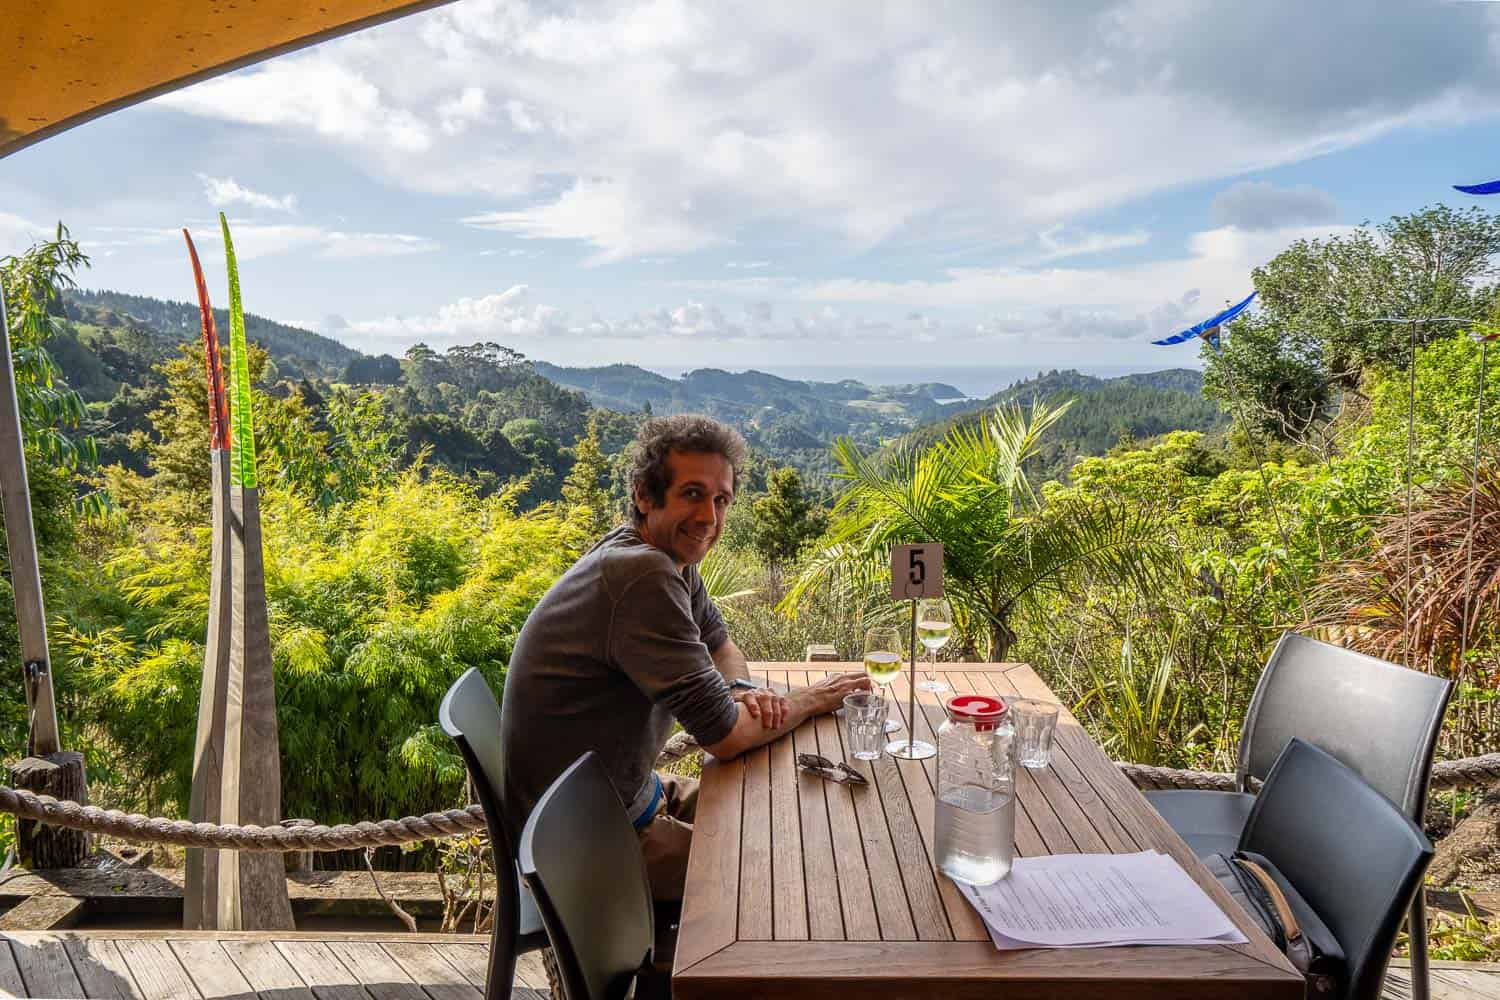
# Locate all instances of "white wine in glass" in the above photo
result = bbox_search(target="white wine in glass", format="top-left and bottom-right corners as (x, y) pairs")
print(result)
(915, 598), (952, 693)
(863, 626), (904, 733)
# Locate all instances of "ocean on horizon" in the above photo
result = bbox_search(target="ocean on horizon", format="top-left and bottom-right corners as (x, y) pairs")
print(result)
(746, 363), (1187, 400)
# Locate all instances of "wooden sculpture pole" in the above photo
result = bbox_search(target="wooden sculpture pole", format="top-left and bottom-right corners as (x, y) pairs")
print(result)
(183, 230), (235, 928)
(0, 286), (89, 868)
(214, 216), (293, 930)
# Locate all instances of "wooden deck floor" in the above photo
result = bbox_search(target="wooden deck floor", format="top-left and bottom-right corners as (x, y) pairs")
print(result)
(1, 931), (1497, 998)
(0, 930), (549, 999)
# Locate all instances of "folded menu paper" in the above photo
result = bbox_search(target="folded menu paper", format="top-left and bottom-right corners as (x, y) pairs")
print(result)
(955, 850), (1248, 950)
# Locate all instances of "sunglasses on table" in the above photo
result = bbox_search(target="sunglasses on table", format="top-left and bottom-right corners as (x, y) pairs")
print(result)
(796, 752), (869, 786)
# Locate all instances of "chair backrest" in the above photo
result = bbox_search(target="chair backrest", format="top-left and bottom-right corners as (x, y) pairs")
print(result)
(519, 752), (654, 1000)
(438, 668), (520, 999)
(1240, 738), (1433, 1000)
(1238, 632), (1452, 819)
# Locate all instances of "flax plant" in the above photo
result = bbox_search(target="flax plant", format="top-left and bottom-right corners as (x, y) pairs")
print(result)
(1076, 627), (1202, 767)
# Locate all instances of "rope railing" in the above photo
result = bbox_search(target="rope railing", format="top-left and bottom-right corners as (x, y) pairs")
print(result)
(4, 747), (1499, 852)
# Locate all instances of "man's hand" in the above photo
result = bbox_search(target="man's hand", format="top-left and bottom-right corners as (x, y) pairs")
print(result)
(734, 686), (789, 730)
(806, 671), (872, 713)
(704, 671), (875, 761)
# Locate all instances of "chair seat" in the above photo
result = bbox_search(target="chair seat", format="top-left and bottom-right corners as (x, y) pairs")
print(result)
(518, 876), (548, 951)
(1143, 789), (1257, 859)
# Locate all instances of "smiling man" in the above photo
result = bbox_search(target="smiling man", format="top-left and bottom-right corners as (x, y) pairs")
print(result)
(498, 414), (868, 901)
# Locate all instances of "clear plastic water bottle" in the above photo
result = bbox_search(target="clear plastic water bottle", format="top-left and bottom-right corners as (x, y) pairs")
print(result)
(935, 693), (1016, 885)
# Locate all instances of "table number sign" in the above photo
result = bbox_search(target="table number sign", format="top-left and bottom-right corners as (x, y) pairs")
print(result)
(892, 542), (944, 599)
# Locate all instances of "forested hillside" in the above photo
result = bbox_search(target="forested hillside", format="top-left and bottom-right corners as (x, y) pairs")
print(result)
(68, 289), (358, 376)
(894, 368), (1226, 481)
(51, 287), (1219, 499)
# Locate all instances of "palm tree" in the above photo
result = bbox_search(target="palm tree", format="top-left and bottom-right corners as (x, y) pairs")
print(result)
(781, 401), (1166, 660)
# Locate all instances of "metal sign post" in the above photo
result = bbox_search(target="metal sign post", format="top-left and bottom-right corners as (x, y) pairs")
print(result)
(889, 543), (943, 760)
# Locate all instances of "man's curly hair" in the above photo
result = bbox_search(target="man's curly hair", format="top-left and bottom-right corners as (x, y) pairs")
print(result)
(629, 414), (748, 522)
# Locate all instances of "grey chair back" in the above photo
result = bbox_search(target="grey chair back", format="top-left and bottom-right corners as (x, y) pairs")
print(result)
(1240, 738), (1433, 1000)
(519, 751), (654, 1000)
(1238, 632), (1452, 819)
(438, 668), (524, 1000)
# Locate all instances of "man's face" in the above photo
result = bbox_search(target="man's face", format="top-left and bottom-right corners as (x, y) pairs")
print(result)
(636, 449), (735, 567)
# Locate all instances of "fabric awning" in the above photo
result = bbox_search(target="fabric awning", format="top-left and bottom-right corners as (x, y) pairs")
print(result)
(1, 0), (456, 159)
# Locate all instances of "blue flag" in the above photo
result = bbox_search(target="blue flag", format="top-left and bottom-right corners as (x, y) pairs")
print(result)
(1152, 291), (1257, 346)
(1455, 180), (1500, 195)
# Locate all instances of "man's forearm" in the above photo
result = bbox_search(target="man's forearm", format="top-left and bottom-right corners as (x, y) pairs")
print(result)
(711, 637), (752, 684)
(703, 680), (851, 760)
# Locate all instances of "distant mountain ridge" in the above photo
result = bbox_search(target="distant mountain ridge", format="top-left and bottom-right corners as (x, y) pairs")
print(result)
(66, 289), (358, 377)
(533, 360), (962, 412)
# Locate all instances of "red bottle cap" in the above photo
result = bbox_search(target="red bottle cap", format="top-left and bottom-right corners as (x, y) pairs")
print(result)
(945, 694), (1007, 731)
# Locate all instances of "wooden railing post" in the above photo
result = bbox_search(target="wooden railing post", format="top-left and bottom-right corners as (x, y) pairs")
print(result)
(1, 287), (88, 868)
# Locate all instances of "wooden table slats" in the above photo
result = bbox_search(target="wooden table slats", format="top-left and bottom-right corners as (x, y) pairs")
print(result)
(675, 662), (1304, 999)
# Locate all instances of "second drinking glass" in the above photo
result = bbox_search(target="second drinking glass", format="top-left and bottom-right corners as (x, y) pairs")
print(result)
(863, 625), (905, 734)
(916, 597), (953, 693)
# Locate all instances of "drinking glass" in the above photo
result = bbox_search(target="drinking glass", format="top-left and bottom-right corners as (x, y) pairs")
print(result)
(1010, 698), (1060, 768)
(915, 597), (953, 693)
(842, 692), (887, 761)
(863, 626), (904, 733)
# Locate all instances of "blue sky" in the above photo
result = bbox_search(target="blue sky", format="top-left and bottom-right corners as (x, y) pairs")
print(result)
(3, 0), (1500, 374)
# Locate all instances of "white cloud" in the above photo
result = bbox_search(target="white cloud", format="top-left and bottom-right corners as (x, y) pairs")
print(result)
(198, 175), (298, 213)
(439, 87), (489, 136)
(153, 57), (432, 152)
(462, 178), (722, 262)
(141, 0), (1500, 262)
(0, 212), (56, 255)
(344, 285), (567, 344)
(86, 222), (437, 260)
(727, 260), (772, 269)
(803, 222), (1357, 340)
(1211, 181), (1340, 231)
(1035, 226), (1150, 262)
(321, 232), (439, 258)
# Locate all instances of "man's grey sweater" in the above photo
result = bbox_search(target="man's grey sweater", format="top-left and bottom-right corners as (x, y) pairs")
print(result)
(498, 525), (739, 839)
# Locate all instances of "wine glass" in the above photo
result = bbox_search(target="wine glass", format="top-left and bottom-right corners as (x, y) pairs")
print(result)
(863, 626), (904, 734)
(915, 598), (952, 693)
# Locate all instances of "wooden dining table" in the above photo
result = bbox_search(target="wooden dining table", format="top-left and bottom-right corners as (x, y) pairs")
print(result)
(672, 661), (1304, 999)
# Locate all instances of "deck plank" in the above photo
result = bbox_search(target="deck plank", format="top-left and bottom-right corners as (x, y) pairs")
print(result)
(219, 940), (314, 1000)
(427, 943), (485, 988)
(167, 940), (254, 1000)
(64, 937), (141, 998)
(113, 939), (200, 1000)
(379, 943), (480, 1000)
(0, 941), (31, 999)
(513, 950), (549, 990)
(274, 940), (369, 1000)
(8, 933), (85, 999)
(322, 941), (426, 1000)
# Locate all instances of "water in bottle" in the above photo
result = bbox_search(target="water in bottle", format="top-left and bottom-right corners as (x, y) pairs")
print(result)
(934, 693), (1016, 886)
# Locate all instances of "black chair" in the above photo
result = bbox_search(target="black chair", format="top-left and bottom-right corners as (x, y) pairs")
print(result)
(438, 668), (549, 1000)
(519, 751), (661, 1000)
(1145, 631), (1451, 998)
(1240, 739), (1434, 1000)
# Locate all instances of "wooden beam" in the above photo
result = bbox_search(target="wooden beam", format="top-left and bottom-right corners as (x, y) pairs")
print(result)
(0, 288), (61, 756)
(0, 895), (85, 931)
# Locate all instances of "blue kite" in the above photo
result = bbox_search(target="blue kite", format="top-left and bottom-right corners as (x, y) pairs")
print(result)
(1455, 179), (1500, 195)
(1152, 291), (1256, 346)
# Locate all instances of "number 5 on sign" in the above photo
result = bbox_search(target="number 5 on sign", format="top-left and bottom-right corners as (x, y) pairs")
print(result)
(892, 543), (943, 599)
